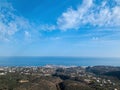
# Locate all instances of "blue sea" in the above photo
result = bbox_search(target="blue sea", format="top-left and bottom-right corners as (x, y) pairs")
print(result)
(0, 57), (120, 66)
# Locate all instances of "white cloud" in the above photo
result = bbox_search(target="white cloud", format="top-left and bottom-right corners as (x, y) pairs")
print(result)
(39, 24), (56, 31)
(24, 31), (31, 39)
(1, 0), (120, 42)
(0, 1), (32, 41)
(115, 0), (120, 5)
(50, 37), (61, 40)
(57, 0), (93, 30)
(92, 37), (99, 41)
(57, 0), (120, 30)
(0, 1), (57, 42)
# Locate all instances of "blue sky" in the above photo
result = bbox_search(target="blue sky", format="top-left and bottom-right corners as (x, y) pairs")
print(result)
(0, 0), (120, 57)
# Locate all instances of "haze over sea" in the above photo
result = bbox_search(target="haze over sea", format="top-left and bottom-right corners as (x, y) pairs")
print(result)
(0, 57), (120, 66)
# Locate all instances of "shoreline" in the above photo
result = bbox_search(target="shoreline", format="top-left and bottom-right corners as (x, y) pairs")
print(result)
(0, 65), (120, 67)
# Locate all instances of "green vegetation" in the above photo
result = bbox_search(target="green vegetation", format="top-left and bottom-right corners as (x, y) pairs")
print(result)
(0, 66), (120, 90)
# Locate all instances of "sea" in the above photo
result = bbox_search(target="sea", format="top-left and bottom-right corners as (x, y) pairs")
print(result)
(0, 57), (120, 66)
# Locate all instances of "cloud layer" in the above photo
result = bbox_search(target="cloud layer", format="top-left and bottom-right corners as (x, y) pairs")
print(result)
(0, 0), (120, 42)
(57, 0), (120, 30)
(0, 1), (31, 41)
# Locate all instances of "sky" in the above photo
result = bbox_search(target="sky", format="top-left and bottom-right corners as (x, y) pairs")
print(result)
(0, 0), (120, 57)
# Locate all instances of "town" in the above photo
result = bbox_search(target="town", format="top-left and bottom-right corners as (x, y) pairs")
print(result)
(0, 65), (120, 90)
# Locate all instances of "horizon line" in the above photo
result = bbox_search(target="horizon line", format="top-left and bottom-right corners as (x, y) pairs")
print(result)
(0, 56), (120, 58)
